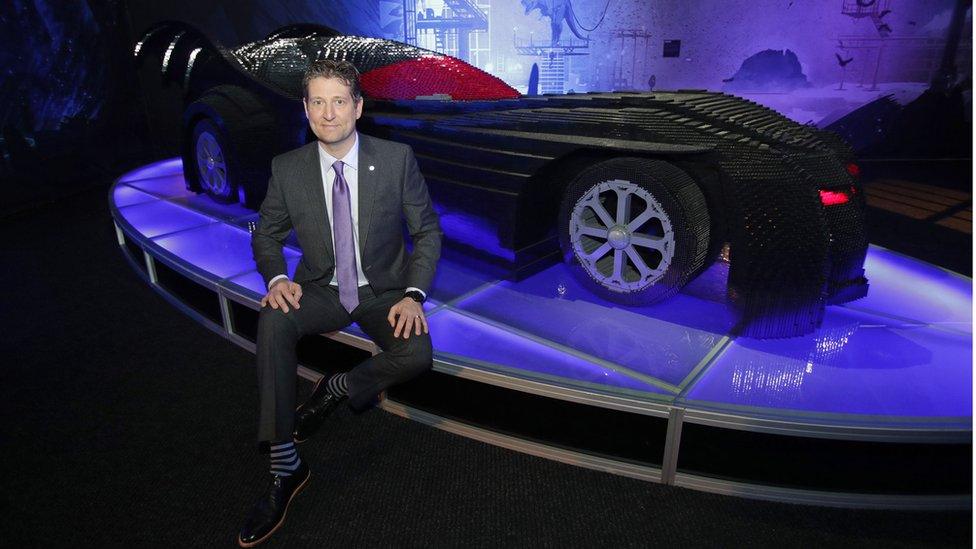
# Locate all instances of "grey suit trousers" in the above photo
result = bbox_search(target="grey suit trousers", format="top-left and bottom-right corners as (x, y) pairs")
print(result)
(256, 282), (432, 443)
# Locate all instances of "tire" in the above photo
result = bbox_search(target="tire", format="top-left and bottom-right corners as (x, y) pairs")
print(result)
(190, 117), (236, 203)
(181, 86), (280, 209)
(557, 157), (710, 306)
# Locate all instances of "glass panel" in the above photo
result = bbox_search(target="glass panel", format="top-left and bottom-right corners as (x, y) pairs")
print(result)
(154, 223), (289, 280)
(118, 199), (214, 239)
(112, 184), (158, 208)
(169, 194), (254, 224)
(428, 308), (671, 397)
(684, 306), (972, 420)
(449, 261), (733, 390)
(843, 247), (972, 333)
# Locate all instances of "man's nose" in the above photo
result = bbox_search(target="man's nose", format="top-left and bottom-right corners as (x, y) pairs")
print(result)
(322, 105), (335, 120)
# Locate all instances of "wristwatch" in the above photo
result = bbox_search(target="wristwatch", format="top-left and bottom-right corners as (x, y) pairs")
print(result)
(404, 290), (426, 304)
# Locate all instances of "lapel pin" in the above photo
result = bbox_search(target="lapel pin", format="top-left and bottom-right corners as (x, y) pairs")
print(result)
(368, 165), (375, 171)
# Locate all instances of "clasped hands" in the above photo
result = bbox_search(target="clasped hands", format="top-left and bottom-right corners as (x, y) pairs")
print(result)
(261, 279), (428, 339)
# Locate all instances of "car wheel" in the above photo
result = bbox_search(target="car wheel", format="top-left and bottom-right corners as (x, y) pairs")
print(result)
(558, 157), (710, 305)
(182, 85), (283, 209)
(191, 118), (237, 203)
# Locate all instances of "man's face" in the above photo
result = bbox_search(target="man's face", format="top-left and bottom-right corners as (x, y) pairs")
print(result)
(303, 76), (362, 150)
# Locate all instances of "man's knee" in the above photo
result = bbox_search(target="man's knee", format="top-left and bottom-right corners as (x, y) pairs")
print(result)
(412, 343), (434, 372)
(389, 335), (433, 372)
(257, 306), (299, 339)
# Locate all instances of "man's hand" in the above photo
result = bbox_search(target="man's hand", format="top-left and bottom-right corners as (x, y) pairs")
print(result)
(387, 297), (428, 339)
(261, 279), (302, 313)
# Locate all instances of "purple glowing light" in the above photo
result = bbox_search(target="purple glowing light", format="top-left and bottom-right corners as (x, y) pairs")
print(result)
(117, 158), (184, 182)
(427, 259), (505, 304)
(684, 306), (972, 418)
(169, 193), (255, 222)
(435, 210), (514, 262)
(112, 184), (158, 208)
(453, 263), (732, 388)
(428, 308), (670, 396)
(153, 222), (300, 280)
(847, 246), (972, 332)
(117, 199), (215, 239)
(125, 174), (195, 199)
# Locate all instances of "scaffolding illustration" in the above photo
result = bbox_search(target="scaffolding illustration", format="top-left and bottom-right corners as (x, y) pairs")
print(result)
(610, 29), (653, 91)
(837, 0), (895, 91)
(514, 33), (589, 95)
(837, 0), (971, 91)
(840, 0), (893, 23)
(404, 0), (488, 64)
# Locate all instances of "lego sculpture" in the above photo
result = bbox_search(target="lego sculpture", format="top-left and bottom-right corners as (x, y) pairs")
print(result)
(135, 22), (869, 338)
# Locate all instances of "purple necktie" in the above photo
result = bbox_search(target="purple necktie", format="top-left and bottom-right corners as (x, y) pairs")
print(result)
(332, 160), (359, 313)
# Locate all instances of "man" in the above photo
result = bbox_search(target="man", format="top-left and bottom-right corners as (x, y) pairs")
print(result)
(239, 59), (442, 547)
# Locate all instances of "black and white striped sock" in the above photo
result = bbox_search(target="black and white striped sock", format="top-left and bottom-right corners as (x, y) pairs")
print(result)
(269, 441), (302, 477)
(326, 373), (348, 397)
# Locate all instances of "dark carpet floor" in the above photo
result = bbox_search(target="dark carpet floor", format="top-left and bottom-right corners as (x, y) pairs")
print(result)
(0, 182), (970, 548)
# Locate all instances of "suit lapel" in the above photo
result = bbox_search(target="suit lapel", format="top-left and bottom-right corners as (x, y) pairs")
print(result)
(357, 133), (377, 253)
(300, 141), (333, 259)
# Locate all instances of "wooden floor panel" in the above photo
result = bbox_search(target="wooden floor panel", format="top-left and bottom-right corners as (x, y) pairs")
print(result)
(864, 178), (972, 234)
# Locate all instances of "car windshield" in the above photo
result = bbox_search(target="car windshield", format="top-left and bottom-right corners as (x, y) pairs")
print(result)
(237, 35), (519, 101)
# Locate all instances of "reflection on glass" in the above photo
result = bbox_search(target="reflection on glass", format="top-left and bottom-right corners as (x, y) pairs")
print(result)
(727, 320), (933, 408)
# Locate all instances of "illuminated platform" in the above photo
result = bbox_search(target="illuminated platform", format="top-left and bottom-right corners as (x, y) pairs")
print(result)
(110, 159), (972, 509)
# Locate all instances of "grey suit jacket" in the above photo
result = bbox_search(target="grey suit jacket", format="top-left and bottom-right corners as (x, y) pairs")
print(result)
(251, 133), (442, 295)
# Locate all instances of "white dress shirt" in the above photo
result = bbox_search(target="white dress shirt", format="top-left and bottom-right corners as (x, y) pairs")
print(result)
(268, 133), (425, 299)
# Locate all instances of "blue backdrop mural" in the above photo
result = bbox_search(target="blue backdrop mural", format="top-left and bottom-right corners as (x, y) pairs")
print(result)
(126, 0), (971, 127)
(405, 0), (971, 127)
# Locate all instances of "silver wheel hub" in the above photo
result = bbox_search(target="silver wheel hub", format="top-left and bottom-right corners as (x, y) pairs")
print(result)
(569, 179), (675, 292)
(195, 130), (229, 196)
(607, 225), (631, 249)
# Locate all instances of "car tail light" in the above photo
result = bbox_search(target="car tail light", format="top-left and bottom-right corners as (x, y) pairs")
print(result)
(846, 162), (860, 178)
(819, 188), (850, 206)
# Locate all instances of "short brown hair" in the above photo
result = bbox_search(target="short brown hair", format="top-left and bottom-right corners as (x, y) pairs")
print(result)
(302, 59), (362, 101)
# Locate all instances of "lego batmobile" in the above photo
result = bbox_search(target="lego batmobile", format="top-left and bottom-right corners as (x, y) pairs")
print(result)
(134, 22), (869, 338)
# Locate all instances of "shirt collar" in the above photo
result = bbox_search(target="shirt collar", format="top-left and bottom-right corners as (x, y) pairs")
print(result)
(317, 132), (359, 172)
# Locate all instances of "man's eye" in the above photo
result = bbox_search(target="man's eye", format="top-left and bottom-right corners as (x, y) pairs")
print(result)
(336, 99), (344, 105)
